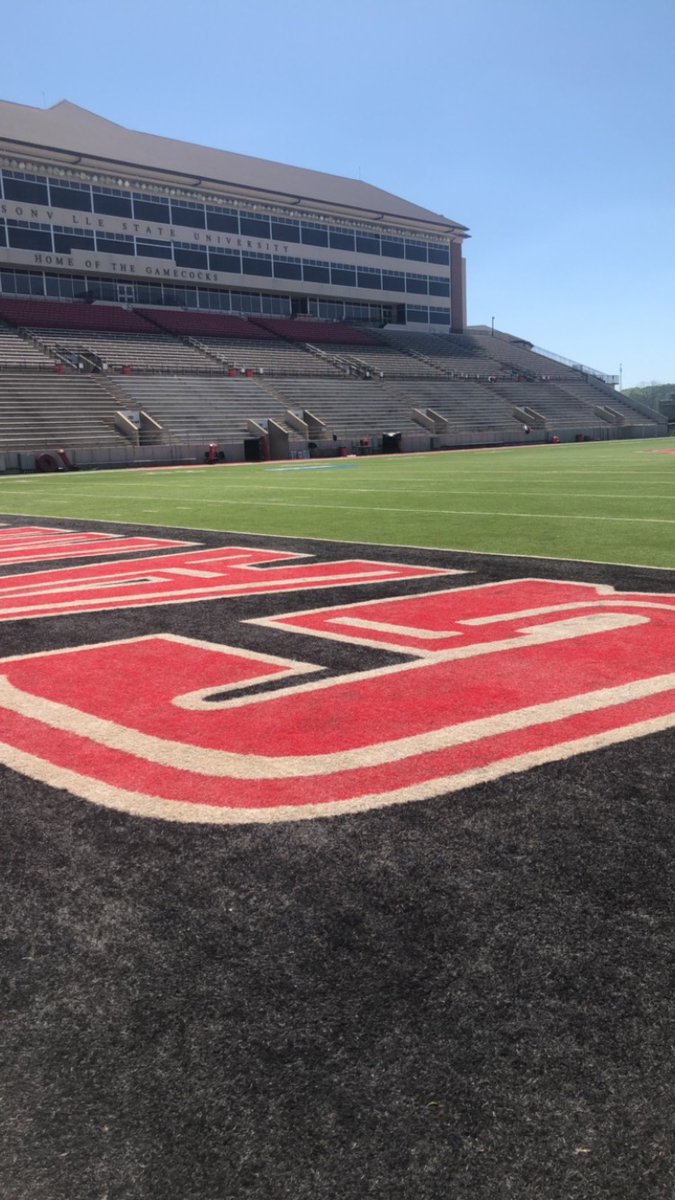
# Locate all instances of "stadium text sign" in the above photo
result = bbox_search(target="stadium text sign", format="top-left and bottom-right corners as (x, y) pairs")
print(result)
(1, 527), (673, 824)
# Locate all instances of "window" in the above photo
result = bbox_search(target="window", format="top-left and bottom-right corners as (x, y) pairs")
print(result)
(9, 271), (33, 294)
(2, 174), (49, 205)
(240, 215), (271, 238)
(163, 287), (189, 307)
(405, 240), (427, 262)
(381, 236), (405, 259)
(344, 302), (372, 321)
(171, 202), (206, 230)
(273, 256), (302, 280)
(33, 273), (94, 301)
(271, 219), (300, 243)
(357, 267), (381, 289)
(96, 233), (135, 256)
(331, 264), (357, 287)
(54, 275), (74, 298)
(137, 238), (173, 260)
(266, 294), (291, 315)
(93, 190), (132, 218)
(206, 209), (239, 234)
(133, 196), (171, 223)
(44, 278), (79, 299)
(303, 261), (330, 284)
(301, 222), (328, 247)
(428, 245), (450, 266)
(406, 305), (429, 323)
(137, 284), (164, 306)
(430, 307), (451, 325)
(197, 287), (229, 311)
(242, 252), (273, 277)
(209, 251), (241, 273)
(329, 227), (355, 252)
(49, 180), (92, 212)
(230, 291), (262, 314)
(428, 277), (450, 297)
(406, 274), (428, 294)
(317, 300), (345, 320)
(7, 220), (53, 251)
(0, 223), (5, 247)
(53, 231), (95, 254)
(175, 248), (208, 269)
(8, 273), (37, 302)
(356, 232), (380, 256)
(382, 271), (405, 292)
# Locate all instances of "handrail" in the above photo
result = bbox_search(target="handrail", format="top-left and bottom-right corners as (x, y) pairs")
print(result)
(530, 345), (618, 385)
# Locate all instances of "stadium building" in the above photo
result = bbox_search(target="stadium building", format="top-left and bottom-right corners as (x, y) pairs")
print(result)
(0, 99), (467, 330)
(0, 100), (664, 470)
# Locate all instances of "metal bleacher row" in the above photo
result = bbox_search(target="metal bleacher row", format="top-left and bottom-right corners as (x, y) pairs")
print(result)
(0, 297), (663, 462)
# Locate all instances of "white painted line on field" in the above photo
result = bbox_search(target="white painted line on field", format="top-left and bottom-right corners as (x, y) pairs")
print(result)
(2, 487), (675, 525)
(27, 489), (671, 525)
(121, 482), (675, 502)
(0, 508), (670, 571)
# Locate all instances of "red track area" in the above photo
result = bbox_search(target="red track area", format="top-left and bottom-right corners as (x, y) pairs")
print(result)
(1, 579), (673, 819)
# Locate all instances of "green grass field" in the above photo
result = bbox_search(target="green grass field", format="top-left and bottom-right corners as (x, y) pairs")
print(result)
(1, 436), (673, 568)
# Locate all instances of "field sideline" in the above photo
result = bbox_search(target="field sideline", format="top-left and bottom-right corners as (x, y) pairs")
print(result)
(1, 436), (674, 568)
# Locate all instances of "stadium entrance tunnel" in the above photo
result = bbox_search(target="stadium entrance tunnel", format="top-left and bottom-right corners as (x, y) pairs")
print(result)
(244, 438), (264, 462)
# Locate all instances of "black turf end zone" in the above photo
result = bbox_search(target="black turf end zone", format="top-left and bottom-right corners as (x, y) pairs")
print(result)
(1, 516), (674, 1200)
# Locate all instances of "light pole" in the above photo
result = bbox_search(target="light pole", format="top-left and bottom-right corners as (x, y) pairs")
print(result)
(491, 316), (495, 337)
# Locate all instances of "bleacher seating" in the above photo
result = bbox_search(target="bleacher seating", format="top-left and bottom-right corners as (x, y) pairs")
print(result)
(194, 337), (344, 376)
(465, 329), (580, 378)
(489, 380), (607, 427)
(0, 372), (127, 451)
(269, 377), (428, 440)
(113, 375), (279, 443)
(326, 343), (443, 378)
(383, 379), (520, 432)
(378, 329), (506, 376)
(0, 321), (55, 369)
(0, 299), (662, 462)
(29, 329), (220, 374)
(553, 375), (659, 424)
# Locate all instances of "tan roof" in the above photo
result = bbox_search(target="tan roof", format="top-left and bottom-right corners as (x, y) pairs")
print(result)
(0, 99), (467, 234)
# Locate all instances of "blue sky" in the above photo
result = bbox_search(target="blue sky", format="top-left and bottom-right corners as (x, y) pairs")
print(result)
(3, 0), (673, 386)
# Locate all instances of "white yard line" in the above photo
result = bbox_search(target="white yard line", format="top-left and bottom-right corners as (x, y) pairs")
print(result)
(1, 487), (674, 523)
(0, 509), (671, 570)
(119, 483), (675, 501)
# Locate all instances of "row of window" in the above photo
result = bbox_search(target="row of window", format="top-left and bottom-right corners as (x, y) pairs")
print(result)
(0, 169), (451, 263)
(0, 268), (292, 313)
(0, 267), (452, 325)
(1, 221), (450, 295)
